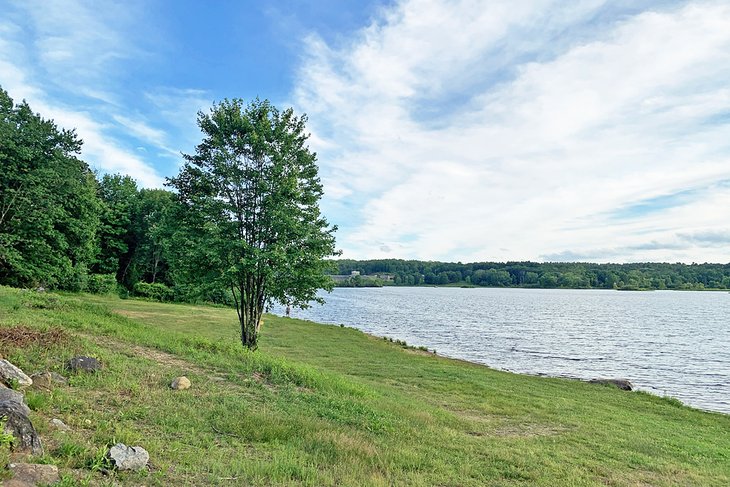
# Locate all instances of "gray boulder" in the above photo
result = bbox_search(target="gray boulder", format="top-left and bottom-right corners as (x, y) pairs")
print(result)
(0, 359), (33, 387)
(0, 401), (43, 454)
(108, 443), (149, 471)
(65, 356), (102, 373)
(588, 378), (634, 391)
(8, 463), (59, 486)
(0, 388), (30, 416)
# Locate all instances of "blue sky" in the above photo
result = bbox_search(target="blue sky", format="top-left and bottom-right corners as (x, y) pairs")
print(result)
(2, 0), (730, 263)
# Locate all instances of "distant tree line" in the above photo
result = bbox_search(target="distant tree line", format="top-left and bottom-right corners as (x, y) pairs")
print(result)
(331, 259), (730, 291)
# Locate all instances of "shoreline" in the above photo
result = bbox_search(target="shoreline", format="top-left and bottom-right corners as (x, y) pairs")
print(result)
(274, 311), (728, 416)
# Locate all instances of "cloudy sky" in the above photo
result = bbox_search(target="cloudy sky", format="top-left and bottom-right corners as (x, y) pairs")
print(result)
(2, 0), (729, 263)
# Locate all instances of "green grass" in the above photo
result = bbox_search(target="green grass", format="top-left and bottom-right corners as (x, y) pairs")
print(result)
(1, 286), (728, 486)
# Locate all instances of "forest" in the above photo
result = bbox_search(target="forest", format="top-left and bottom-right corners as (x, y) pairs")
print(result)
(3, 87), (729, 303)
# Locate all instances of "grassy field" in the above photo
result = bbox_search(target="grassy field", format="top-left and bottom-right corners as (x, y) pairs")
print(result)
(0, 286), (728, 486)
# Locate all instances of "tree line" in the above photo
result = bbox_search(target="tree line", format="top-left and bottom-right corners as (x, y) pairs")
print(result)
(0, 83), (185, 299)
(332, 259), (730, 290)
(0, 86), (181, 298)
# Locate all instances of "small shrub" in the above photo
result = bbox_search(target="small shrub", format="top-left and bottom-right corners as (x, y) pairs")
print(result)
(0, 418), (14, 448)
(133, 281), (173, 302)
(56, 475), (90, 487)
(24, 390), (50, 411)
(54, 440), (86, 460)
(22, 292), (62, 309)
(86, 445), (113, 472)
(86, 274), (118, 295)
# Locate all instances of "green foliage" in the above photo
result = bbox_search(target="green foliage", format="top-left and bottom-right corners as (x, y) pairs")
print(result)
(0, 417), (15, 448)
(86, 274), (118, 294)
(21, 291), (63, 310)
(94, 174), (139, 277)
(168, 98), (339, 349)
(133, 281), (173, 301)
(335, 275), (383, 287)
(0, 87), (101, 289)
(23, 389), (50, 411)
(86, 444), (114, 472)
(332, 259), (730, 290)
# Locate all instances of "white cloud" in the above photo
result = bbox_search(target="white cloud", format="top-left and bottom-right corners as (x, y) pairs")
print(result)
(295, 0), (730, 263)
(0, 2), (166, 187)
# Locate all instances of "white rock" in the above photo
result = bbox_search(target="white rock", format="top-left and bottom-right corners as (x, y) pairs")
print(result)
(108, 443), (149, 471)
(0, 359), (32, 387)
(50, 418), (70, 431)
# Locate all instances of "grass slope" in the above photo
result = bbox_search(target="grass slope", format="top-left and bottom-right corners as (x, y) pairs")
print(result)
(0, 287), (728, 486)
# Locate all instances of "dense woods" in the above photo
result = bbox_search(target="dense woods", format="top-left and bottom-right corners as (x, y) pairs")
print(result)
(331, 259), (730, 290)
(2, 87), (730, 301)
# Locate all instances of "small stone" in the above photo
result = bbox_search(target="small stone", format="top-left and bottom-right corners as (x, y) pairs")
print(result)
(0, 388), (30, 416)
(0, 359), (33, 387)
(50, 418), (70, 431)
(84, 419), (92, 425)
(65, 356), (102, 373)
(29, 372), (52, 390)
(0, 401), (42, 454)
(8, 463), (59, 485)
(29, 371), (67, 390)
(108, 443), (149, 471)
(49, 371), (68, 384)
(170, 376), (191, 390)
(588, 378), (634, 391)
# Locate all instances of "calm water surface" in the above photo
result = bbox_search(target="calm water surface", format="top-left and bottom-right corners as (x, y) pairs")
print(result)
(280, 287), (730, 414)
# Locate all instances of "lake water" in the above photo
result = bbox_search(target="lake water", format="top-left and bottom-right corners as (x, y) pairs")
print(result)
(278, 287), (730, 414)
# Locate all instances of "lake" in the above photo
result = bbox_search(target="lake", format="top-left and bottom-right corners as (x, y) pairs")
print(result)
(278, 287), (730, 414)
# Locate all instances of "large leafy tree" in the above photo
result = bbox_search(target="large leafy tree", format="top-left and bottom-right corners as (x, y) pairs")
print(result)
(134, 188), (176, 285)
(0, 87), (101, 289)
(169, 98), (338, 349)
(93, 174), (144, 288)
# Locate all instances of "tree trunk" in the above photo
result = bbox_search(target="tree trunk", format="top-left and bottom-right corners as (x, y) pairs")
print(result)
(239, 308), (260, 350)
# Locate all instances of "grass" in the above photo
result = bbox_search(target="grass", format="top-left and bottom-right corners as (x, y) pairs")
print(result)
(0, 286), (728, 486)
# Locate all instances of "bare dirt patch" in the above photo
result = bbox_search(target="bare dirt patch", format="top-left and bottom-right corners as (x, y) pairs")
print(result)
(79, 333), (215, 375)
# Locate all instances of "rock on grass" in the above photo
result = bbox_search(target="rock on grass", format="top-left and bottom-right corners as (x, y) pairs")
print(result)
(108, 443), (150, 471)
(7, 463), (59, 486)
(0, 401), (42, 454)
(65, 356), (102, 373)
(170, 376), (191, 390)
(0, 388), (30, 415)
(0, 359), (32, 387)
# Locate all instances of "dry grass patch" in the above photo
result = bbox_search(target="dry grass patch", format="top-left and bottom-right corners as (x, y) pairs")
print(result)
(0, 325), (68, 353)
